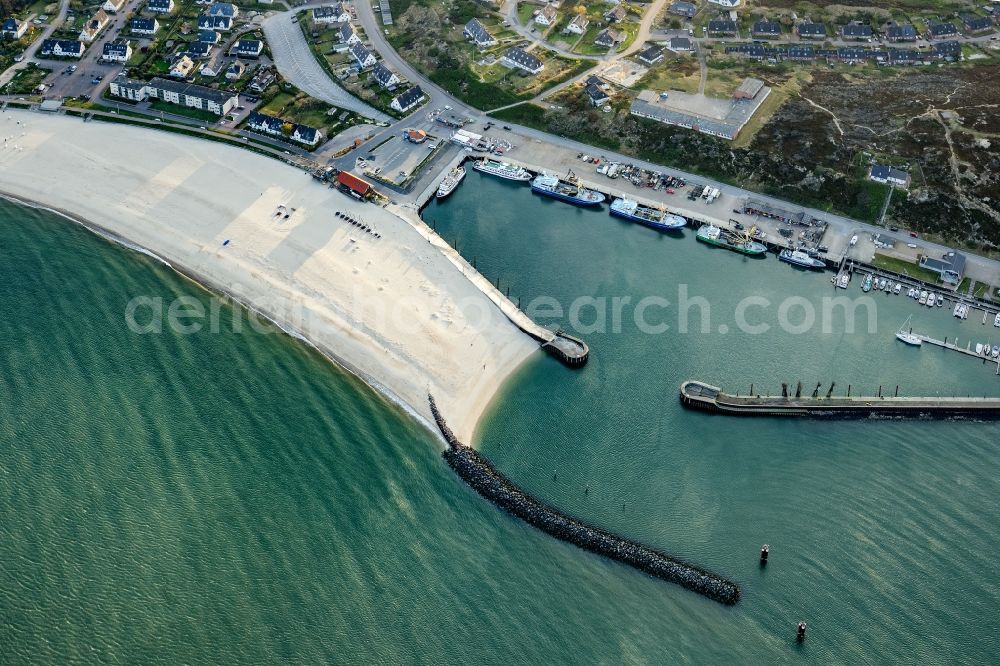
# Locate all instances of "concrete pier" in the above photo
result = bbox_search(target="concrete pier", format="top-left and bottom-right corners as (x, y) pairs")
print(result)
(680, 381), (1000, 419)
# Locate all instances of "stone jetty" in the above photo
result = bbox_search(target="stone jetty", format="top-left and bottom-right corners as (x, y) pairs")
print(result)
(429, 395), (741, 606)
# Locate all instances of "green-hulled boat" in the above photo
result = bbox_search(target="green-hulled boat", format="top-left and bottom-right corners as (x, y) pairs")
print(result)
(696, 224), (767, 256)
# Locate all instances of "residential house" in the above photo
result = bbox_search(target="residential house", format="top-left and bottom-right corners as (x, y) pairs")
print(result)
(186, 40), (213, 58)
(232, 39), (263, 58)
(464, 18), (496, 47)
(884, 48), (918, 66)
(198, 29), (219, 43)
(247, 111), (286, 136)
(927, 21), (958, 39)
(751, 20), (781, 39)
(707, 0), (740, 7)
(787, 45), (815, 61)
(102, 39), (132, 62)
(836, 46), (869, 64)
(206, 3), (238, 19)
(169, 54), (196, 77)
(638, 43), (664, 64)
(1, 18), (28, 40)
(869, 163), (910, 186)
(604, 5), (626, 22)
(931, 40), (961, 59)
(585, 74), (602, 87)
(197, 15), (232, 31)
(225, 60), (246, 80)
(39, 38), (84, 58)
(500, 46), (544, 74)
(796, 22), (825, 39)
(707, 19), (737, 37)
(390, 85), (425, 113)
(312, 3), (351, 24)
(291, 124), (322, 146)
(147, 0), (174, 13)
(669, 1), (697, 19)
(669, 36), (692, 52)
(102, 0), (126, 13)
(960, 14), (993, 35)
(248, 68), (275, 92)
(131, 17), (160, 36)
(145, 76), (238, 114)
(349, 42), (376, 68)
(841, 23), (872, 40)
(919, 251), (965, 286)
(885, 22), (917, 42)
(594, 28), (624, 48)
(534, 5), (557, 27)
(339, 23), (360, 45)
(563, 14), (589, 35)
(371, 61), (400, 87)
(585, 83), (609, 107)
(79, 9), (111, 43)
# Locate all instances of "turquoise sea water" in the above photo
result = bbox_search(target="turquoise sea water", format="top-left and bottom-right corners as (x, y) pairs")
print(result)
(0, 188), (997, 664)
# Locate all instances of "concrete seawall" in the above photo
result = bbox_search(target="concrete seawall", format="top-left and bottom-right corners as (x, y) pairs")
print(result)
(430, 395), (741, 605)
(680, 380), (1000, 419)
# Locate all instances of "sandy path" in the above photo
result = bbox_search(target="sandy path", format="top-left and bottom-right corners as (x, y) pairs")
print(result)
(0, 109), (538, 442)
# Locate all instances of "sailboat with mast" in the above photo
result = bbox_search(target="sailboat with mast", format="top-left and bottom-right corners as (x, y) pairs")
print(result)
(895, 315), (922, 346)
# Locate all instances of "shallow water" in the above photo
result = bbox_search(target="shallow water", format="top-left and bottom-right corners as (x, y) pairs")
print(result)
(0, 187), (997, 664)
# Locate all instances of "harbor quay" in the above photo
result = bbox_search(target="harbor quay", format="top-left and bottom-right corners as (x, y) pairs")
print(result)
(680, 381), (1000, 419)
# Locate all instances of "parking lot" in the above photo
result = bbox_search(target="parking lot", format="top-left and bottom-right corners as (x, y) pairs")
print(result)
(356, 133), (441, 186)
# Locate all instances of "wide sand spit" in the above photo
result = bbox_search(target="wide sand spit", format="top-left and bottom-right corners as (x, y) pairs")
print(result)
(0, 110), (538, 441)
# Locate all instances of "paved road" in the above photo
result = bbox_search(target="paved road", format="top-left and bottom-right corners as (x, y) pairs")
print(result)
(0, 0), (71, 89)
(261, 9), (391, 122)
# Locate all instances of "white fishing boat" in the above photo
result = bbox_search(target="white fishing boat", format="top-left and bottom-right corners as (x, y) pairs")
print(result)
(953, 303), (968, 319)
(919, 290), (928, 304)
(936, 294), (944, 307)
(893, 283), (902, 294)
(895, 316), (922, 346)
(926, 293), (935, 307)
(994, 313), (1000, 327)
(976, 343), (984, 355)
(836, 273), (850, 289)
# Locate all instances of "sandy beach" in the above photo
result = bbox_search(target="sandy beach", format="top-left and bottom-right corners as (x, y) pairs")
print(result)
(0, 109), (538, 442)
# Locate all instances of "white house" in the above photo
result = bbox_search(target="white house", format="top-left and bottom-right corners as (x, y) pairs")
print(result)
(102, 0), (127, 13)
(869, 164), (910, 187)
(534, 5), (557, 26)
(197, 15), (232, 31)
(349, 42), (376, 68)
(102, 39), (132, 62)
(464, 18), (497, 47)
(500, 46), (543, 74)
(312, 3), (351, 24)
(338, 22), (360, 45)
(563, 14), (589, 35)
(109, 75), (148, 101)
(40, 38), (84, 58)
(147, 0), (175, 13)
(707, 0), (740, 7)
(231, 38), (263, 58)
(131, 17), (160, 35)
(205, 2), (239, 19)
(390, 85), (424, 113)
(169, 54), (196, 77)
(291, 124), (322, 146)
(1, 18), (28, 40)
(371, 62), (400, 88)
(79, 9), (110, 42)
(225, 59), (246, 80)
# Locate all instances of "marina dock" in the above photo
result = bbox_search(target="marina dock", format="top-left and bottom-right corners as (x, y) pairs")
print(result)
(913, 334), (1000, 373)
(680, 381), (1000, 419)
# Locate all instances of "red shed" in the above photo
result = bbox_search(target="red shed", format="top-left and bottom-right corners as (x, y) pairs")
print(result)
(336, 171), (372, 197)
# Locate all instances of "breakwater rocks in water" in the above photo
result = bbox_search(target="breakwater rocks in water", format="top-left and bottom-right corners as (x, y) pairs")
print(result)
(429, 395), (741, 605)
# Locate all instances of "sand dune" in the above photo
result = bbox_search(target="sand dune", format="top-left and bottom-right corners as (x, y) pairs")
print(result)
(0, 110), (538, 442)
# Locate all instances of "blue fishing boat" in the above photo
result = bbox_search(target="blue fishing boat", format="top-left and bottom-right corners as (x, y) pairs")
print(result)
(531, 173), (605, 207)
(609, 198), (686, 231)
